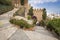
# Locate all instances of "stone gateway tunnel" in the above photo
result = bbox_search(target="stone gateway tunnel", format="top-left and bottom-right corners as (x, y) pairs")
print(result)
(12, 0), (28, 8)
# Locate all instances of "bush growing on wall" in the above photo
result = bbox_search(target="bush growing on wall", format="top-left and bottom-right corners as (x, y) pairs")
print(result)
(27, 15), (32, 20)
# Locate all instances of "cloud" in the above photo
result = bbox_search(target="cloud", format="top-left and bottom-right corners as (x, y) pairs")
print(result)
(28, 0), (58, 8)
(28, 0), (60, 15)
(29, 0), (58, 4)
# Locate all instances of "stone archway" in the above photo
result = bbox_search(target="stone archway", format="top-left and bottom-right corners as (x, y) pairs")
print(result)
(20, 0), (24, 5)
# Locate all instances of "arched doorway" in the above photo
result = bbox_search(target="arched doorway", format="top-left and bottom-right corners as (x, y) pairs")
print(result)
(12, 0), (28, 7)
(20, 0), (24, 5)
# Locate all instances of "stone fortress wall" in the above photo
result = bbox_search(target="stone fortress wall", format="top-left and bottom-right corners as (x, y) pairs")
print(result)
(12, 0), (43, 21)
(12, 0), (28, 8)
(33, 8), (43, 21)
(12, 0), (29, 18)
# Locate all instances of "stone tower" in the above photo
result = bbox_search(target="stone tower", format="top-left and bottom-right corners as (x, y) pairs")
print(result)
(33, 9), (43, 21)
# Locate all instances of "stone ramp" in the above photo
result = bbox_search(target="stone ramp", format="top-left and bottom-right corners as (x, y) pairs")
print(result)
(8, 26), (58, 40)
(0, 26), (17, 40)
(0, 8), (19, 40)
(34, 26), (54, 37)
(24, 31), (58, 40)
(24, 26), (58, 40)
(9, 29), (30, 40)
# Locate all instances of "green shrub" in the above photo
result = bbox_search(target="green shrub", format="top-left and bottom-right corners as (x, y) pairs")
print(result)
(40, 20), (46, 26)
(27, 15), (31, 20)
(47, 18), (60, 35)
(9, 19), (16, 24)
(0, 4), (13, 14)
(10, 19), (33, 29)
(46, 23), (54, 31)
(33, 19), (37, 25)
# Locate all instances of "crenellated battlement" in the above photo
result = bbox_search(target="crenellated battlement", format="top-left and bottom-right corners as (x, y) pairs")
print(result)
(33, 8), (44, 12)
(33, 8), (44, 21)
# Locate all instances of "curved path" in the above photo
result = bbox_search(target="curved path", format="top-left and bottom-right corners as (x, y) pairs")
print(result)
(0, 8), (19, 40)
(0, 8), (59, 40)
(24, 26), (58, 40)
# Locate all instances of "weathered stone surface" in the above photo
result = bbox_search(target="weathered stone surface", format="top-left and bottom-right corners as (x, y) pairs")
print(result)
(0, 8), (19, 40)
(24, 26), (58, 40)
(9, 29), (30, 40)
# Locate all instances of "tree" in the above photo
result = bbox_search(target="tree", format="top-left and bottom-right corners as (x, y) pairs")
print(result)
(28, 7), (34, 16)
(42, 8), (47, 20)
(40, 8), (47, 26)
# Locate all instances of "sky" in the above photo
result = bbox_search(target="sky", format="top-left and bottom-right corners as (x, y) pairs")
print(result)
(28, 0), (60, 15)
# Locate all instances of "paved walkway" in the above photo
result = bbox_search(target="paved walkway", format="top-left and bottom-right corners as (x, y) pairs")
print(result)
(0, 8), (19, 40)
(0, 8), (59, 40)
(24, 26), (58, 40)
(0, 25), (17, 40)
(8, 26), (58, 40)
(0, 8), (18, 29)
(9, 29), (30, 40)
